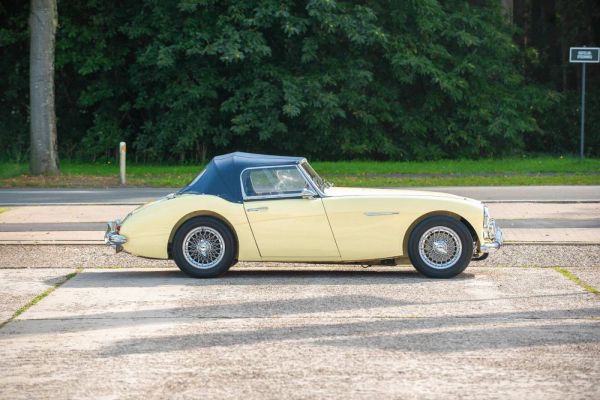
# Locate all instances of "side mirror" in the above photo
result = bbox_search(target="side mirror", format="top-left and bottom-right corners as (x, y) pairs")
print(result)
(301, 188), (317, 199)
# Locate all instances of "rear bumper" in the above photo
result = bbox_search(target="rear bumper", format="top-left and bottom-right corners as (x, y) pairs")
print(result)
(104, 220), (127, 253)
(480, 224), (503, 252)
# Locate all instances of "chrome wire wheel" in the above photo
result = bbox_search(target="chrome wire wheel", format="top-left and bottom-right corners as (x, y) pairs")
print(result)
(182, 226), (225, 270)
(418, 226), (463, 270)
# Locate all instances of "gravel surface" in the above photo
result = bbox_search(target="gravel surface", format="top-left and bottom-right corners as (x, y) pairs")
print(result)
(0, 244), (599, 269)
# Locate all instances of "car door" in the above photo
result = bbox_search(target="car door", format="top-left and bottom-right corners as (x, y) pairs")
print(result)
(242, 165), (340, 261)
(322, 196), (405, 261)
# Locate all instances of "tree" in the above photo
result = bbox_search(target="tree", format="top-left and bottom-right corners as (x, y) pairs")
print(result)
(29, 0), (59, 175)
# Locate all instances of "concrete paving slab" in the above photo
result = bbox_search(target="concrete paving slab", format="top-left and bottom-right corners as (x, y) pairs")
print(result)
(0, 268), (75, 323)
(0, 205), (136, 223)
(503, 228), (600, 243)
(0, 267), (598, 399)
(0, 222), (105, 232)
(487, 202), (600, 219)
(0, 230), (103, 244)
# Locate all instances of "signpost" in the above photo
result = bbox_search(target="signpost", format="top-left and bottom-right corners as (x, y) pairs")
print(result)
(569, 47), (600, 159)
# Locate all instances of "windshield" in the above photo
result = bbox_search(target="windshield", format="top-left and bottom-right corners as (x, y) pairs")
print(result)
(301, 161), (328, 192)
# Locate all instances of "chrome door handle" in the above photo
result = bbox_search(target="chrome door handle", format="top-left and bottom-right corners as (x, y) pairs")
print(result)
(246, 207), (269, 212)
(364, 211), (399, 216)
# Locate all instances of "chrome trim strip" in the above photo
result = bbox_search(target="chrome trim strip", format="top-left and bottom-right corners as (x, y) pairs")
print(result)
(364, 212), (399, 216)
(246, 207), (268, 212)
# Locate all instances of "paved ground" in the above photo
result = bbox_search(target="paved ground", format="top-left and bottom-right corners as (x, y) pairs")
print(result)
(0, 263), (598, 399)
(1, 185), (599, 205)
(1, 188), (598, 398)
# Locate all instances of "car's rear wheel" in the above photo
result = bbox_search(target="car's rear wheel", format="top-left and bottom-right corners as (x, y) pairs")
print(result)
(408, 216), (473, 278)
(172, 217), (235, 278)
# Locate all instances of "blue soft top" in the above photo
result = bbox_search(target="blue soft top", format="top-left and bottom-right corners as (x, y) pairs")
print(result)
(178, 152), (304, 203)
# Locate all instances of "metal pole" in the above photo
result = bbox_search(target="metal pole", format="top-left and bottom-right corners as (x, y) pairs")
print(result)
(119, 142), (126, 185)
(580, 63), (586, 159)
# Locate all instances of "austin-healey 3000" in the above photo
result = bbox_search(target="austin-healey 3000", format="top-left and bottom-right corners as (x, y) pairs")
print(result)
(105, 152), (502, 278)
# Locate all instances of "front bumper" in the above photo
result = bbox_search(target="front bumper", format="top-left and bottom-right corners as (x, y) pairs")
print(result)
(104, 220), (127, 253)
(480, 221), (503, 252)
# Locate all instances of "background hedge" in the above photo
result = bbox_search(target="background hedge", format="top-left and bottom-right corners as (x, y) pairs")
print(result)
(1, 0), (599, 162)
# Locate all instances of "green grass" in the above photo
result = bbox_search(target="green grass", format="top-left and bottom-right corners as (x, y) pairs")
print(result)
(0, 269), (81, 330)
(331, 174), (600, 187)
(554, 267), (599, 296)
(313, 157), (600, 175)
(1, 156), (599, 187)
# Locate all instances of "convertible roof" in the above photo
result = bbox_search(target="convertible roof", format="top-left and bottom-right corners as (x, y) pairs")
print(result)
(178, 152), (305, 203)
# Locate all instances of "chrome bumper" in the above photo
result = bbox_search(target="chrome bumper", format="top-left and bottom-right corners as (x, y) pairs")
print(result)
(104, 220), (127, 253)
(480, 223), (503, 253)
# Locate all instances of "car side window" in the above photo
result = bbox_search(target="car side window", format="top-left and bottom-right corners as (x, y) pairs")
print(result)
(242, 166), (308, 198)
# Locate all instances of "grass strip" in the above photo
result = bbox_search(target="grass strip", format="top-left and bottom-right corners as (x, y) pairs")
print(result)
(2, 157), (600, 188)
(0, 268), (82, 330)
(554, 267), (599, 296)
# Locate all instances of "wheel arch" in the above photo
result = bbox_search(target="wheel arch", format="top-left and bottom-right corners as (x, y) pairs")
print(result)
(402, 211), (478, 254)
(167, 211), (239, 259)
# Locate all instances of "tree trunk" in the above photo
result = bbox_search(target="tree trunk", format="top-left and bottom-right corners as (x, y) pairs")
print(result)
(29, 0), (59, 175)
(501, 0), (514, 22)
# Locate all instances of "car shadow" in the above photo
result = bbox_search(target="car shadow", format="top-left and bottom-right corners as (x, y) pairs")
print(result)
(55, 268), (475, 288)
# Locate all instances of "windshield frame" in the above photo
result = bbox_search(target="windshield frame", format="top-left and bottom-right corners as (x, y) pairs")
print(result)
(299, 160), (327, 195)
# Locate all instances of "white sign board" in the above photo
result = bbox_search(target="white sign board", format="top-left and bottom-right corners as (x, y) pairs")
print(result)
(569, 47), (600, 63)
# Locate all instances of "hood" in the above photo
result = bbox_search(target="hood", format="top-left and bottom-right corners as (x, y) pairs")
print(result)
(324, 187), (479, 203)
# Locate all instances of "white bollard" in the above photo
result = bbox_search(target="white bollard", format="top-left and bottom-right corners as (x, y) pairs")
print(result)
(119, 142), (126, 185)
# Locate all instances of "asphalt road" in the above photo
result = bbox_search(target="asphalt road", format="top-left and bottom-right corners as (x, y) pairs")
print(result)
(1, 185), (600, 205)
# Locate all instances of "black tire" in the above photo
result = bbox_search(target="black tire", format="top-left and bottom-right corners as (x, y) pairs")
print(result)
(172, 217), (236, 278)
(408, 216), (473, 278)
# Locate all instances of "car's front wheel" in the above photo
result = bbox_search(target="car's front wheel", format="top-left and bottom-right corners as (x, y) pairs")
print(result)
(408, 216), (473, 278)
(172, 217), (235, 278)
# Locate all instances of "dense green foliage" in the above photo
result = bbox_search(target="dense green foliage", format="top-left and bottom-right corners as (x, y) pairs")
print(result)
(0, 0), (598, 163)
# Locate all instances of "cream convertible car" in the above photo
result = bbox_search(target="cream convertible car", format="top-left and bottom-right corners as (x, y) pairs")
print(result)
(105, 152), (503, 278)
